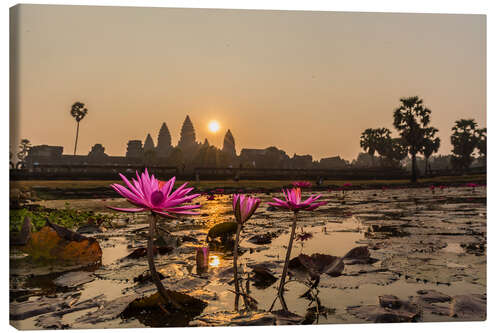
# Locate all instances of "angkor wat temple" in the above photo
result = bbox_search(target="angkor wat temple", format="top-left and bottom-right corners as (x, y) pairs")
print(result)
(24, 115), (350, 171)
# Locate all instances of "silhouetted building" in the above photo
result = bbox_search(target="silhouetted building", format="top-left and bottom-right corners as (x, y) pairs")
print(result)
(222, 130), (236, 157)
(291, 154), (313, 169)
(319, 156), (349, 169)
(143, 133), (155, 152)
(156, 122), (172, 157)
(88, 144), (107, 160)
(126, 140), (143, 159)
(25, 145), (64, 167)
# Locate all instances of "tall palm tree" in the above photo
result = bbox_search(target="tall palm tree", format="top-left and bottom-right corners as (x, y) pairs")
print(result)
(393, 96), (433, 183)
(421, 128), (440, 175)
(70, 102), (88, 155)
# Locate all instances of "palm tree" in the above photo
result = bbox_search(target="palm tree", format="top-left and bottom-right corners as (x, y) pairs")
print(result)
(450, 119), (480, 172)
(70, 102), (88, 155)
(360, 129), (378, 166)
(421, 128), (440, 175)
(360, 128), (391, 166)
(393, 96), (433, 183)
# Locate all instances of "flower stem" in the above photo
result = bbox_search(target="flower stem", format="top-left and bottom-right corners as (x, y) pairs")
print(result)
(277, 211), (298, 311)
(233, 223), (242, 311)
(147, 213), (183, 311)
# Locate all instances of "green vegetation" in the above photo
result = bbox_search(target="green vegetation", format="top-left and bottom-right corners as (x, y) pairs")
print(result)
(10, 203), (113, 233)
(11, 174), (486, 196)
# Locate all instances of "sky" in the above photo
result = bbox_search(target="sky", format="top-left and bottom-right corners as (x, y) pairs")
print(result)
(10, 4), (486, 161)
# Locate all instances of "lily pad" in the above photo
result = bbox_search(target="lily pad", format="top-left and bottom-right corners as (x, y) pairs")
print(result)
(23, 221), (102, 264)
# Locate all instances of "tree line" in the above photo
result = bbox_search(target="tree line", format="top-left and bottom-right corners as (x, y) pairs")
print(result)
(360, 96), (486, 182)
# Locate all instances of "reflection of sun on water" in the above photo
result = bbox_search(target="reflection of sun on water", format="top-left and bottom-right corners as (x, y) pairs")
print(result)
(209, 255), (220, 267)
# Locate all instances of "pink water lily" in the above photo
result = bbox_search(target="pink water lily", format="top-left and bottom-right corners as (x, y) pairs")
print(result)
(268, 187), (327, 312)
(108, 169), (200, 218)
(233, 194), (261, 224)
(268, 188), (326, 212)
(231, 193), (261, 311)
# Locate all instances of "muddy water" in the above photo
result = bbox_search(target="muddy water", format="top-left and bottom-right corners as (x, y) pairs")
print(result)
(10, 186), (486, 328)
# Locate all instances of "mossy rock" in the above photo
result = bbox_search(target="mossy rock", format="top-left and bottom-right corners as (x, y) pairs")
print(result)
(207, 222), (238, 241)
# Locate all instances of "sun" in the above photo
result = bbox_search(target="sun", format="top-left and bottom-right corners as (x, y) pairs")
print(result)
(208, 120), (220, 133)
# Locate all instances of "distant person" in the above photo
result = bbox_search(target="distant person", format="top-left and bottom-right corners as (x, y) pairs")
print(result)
(316, 177), (324, 186)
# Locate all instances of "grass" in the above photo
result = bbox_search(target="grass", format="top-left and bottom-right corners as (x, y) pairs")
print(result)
(11, 174), (486, 192)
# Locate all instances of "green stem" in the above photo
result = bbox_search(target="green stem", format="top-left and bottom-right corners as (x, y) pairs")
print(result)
(277, 211), (298, 311)
(147, 213), (183, 311)
(233, 223), (242, 311)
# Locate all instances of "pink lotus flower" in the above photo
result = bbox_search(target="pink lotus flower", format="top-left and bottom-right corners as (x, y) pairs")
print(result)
(429, 185), (436, 190)
(108, 169), (200, 218)
(232, 194), (261, 224)
(439, 185), (446, 190)
(292, 181), (312, 188)
(268, 188), (326, 212)
(343, 182), (352, 187)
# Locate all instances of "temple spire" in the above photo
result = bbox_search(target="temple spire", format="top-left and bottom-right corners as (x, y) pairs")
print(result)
(177, 115), (196, 148)
(143, 133), (155, 152)
(157, 122), (172, 156)
(222, 129), (236, 156)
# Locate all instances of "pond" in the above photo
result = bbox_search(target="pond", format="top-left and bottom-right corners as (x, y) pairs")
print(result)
(10, 185), (486, 328)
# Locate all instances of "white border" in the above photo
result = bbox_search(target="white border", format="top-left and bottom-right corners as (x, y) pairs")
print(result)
(2, 1), (498, 332)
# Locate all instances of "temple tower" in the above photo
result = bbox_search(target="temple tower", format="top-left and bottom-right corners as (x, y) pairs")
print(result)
(126, 140), (143, 159)
(202, 138), (210, 148)
(222, 129), (236, 157)
(177, 115), (196, 149)
(156, 122), (172, 157)
(143, 133), (155, 152)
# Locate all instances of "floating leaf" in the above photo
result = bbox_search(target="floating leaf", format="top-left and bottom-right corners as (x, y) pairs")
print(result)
(23, 221), (102, 264)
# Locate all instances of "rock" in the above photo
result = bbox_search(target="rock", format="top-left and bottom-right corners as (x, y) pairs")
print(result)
(450, 294), (486, 320)
(23, 220), (102, 264)
(53, 271), (95, 288)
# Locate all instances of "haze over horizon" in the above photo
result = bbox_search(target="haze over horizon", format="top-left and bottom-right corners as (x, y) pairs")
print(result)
(11, 5), (486, 161)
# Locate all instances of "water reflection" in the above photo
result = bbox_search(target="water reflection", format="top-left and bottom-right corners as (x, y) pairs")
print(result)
(209, 255), (221, 268)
